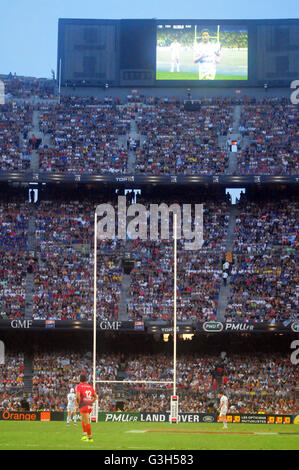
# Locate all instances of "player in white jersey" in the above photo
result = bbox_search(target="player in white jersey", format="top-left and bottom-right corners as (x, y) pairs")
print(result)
(170, 40), (181, 73)
(194, 29), (220, 80)
(217, 392), (228, 429)
(67, 388), (77, 425)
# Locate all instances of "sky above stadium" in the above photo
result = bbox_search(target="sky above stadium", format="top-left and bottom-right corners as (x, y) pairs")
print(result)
(1, 0), (298, 78)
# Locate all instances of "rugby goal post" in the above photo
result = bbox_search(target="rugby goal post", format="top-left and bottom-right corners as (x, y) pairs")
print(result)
(92, 211), (179, 423)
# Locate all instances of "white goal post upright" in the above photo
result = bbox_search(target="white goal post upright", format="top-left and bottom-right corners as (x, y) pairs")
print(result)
(170, 213), (179, 423)
(92, 209), (178, 422)
(93, 211), (97, 392)
(91, 211), (98, 422)
(173, 213), (177, 398)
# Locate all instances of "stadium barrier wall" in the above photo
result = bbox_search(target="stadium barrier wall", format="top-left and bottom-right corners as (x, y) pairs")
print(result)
(0, 410), (296, 424)
(0, 411), (63, 421)
(1, 319), (299, 333)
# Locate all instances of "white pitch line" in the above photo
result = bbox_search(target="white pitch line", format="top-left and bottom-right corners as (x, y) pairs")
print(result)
(128, 447), (149, 449)
(125, 430), (147, 434)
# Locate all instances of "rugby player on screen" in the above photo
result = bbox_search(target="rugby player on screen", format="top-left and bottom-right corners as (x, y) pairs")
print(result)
(170, 39), (181, 73)
(193, 29), (221, 80)
(76, 374), (98, 442)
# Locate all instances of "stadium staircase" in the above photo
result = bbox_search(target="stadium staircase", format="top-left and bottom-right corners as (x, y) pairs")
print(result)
(117, 114), (127, 150)
(29, 110), (41, 170)
(216, 105), (241, 319)
(126, 118), (139, 173)
(216, 205), (238, 321)
(113, 358), (128, 410)
(118, 241), (135, 321)
(118, 274), (131, 321)
(227, 105), (242, 174)
(18, 128), (30, 167)
(23, 354), (33, 396)
(24, 108), (41, 320)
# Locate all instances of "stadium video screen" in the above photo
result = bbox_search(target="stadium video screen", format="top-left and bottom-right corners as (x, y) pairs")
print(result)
(156, 23), (248, 80)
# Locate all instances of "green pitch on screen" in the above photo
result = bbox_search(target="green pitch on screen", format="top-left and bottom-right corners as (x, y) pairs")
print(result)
(156, 72), (247, 80)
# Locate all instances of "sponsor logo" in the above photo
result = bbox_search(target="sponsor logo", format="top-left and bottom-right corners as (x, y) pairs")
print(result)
(104, 413), (138, 422)
(115, 176), (135, 182)
(1, 411), (37, 421)
(40, 412), (51, 422)
(97, 321), (121, 330)
(202, 415), (215, 423)
(203, 321), (223, 332)
(141, 413), (166, 422)
(11, 320), (32, 329)
(161, 327), (179, 334)
(225, 323), (254, 331)
(293, 415), (299, 425)
(134, 321), (144, 331)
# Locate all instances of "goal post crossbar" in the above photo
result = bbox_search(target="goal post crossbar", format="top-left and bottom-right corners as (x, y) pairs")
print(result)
(95, 380), (174, 384)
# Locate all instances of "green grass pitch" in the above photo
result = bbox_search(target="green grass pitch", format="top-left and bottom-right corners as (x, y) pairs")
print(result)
(0, 421), (298, 450)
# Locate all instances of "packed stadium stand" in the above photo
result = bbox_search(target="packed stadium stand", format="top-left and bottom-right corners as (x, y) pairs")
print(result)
(0, 74), (298, 418)
(1, 336), (297, 416)
(237, 100), (298, 175)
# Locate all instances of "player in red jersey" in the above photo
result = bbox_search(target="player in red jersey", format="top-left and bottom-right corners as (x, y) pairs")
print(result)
(76, 374), (98, 442)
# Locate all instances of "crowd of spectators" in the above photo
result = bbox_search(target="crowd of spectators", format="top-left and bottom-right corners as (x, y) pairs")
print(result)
(237, 99), (299, 174)
(2, 74), (56, 100)
(0, 193), (297, 324)
(0, 80), (298, 325)
(0, 202), (29, 320)
(0, 352), (24, 395)
(226, 198), (299, 322)
(29, 195), (230, 322)
(134, 99), (232, 174)
(128, 242), (222, 321)
(2, 78), (298, 177)
(33, 199), (123, 320)
(1, 350), (296, 416)
(29, 351), (120, 412)
(122, 352), (297, 415)
(37, 98), (130, 173)
(0, 102), (33, 171)
(127, 198), (229, 321)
